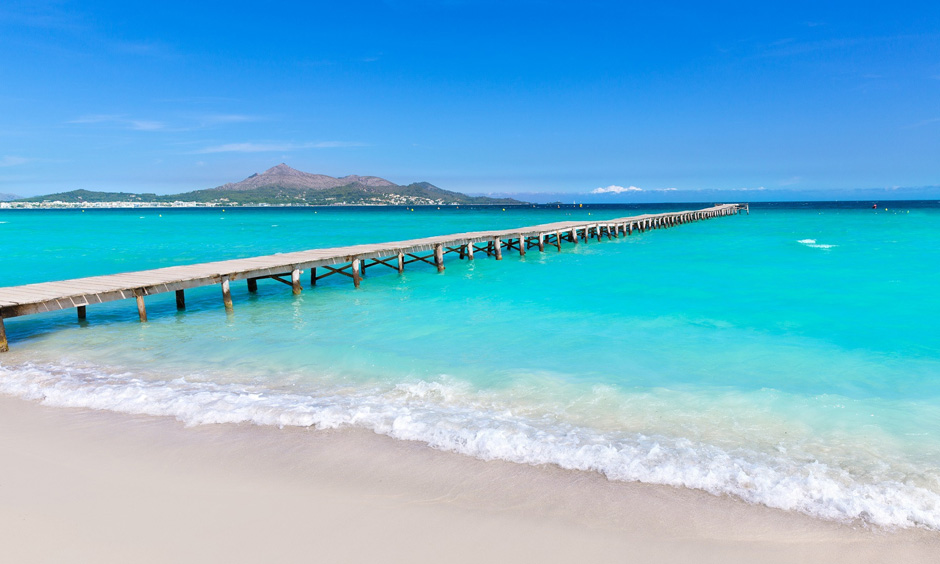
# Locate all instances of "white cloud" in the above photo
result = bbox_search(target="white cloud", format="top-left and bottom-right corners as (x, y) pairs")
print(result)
(312, 141), (367, 148)
(69, 114), (122, 124)
(69, 114), (165, 131)
(198, 114), (260, 125)
(592, 185), (643, 194)
(129, 120), (165, 131)
(0, 156), (30, 167)
(194, 141), (366, 154)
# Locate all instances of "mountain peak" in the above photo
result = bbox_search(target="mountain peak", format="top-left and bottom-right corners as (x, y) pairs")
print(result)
(215, 164), (397, 192)
(263, 163), (301, 176)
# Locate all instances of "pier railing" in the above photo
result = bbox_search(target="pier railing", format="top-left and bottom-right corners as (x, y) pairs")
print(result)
(0, 203), (747, 351)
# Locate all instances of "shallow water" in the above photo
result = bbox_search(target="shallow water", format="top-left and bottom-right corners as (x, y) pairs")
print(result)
(2, 202), (939, 528)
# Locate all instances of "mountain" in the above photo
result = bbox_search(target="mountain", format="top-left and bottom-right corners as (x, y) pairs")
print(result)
(19, 189), (159, 203)
(212, 163), (397, 192)
(14, 165), (526, 206)
(0, 193), (20, 201)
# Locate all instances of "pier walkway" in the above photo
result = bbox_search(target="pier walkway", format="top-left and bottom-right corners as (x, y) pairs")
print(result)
(0, 204), (747, 351)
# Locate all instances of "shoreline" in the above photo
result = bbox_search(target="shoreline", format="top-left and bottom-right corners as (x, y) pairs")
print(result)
(2, 395), (937, 563)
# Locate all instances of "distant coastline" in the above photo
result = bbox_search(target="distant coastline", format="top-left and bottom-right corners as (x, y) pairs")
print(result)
(6, 164), (527, 207)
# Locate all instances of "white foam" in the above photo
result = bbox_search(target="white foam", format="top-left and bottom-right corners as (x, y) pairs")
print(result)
(798, 239), (837, 249)
(1, 361), (938, 530)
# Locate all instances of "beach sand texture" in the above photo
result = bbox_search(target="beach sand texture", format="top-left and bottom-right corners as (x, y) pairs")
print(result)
(2, 396), (937, 564)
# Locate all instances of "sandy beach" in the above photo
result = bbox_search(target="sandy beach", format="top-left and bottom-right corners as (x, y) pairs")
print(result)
(1, 395), (936, 563)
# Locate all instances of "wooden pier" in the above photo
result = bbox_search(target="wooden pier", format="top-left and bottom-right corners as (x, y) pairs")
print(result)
(0, 204), (747, 351)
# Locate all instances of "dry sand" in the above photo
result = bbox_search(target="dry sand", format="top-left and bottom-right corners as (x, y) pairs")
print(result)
(1, 395), (936, 563)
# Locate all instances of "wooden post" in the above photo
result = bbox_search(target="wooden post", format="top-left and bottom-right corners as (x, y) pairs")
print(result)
(221, 279), (233, 311)
(538, 234), (545, 252)
(352, 259), (362, 288)
(247, 278), (258, 293)
(77, 305), (86, 320)
(311, 268), (317, 286)
(397, 251), (405, 272)
(459, 245), (465, 259)
(434, 244), (445, 272)
(176, 289), (186, 310)
(571, 229), (578, 244)
(361, 260), (367, 276)
(494, 238), (503, 260)
(0, 315), (7, 353)
(135, 289), (148, 322)
(554, 232), (561, 251)
(518, 237), (525, 257)
(466, 243), (474, 260)
(291, 269), (302, 294)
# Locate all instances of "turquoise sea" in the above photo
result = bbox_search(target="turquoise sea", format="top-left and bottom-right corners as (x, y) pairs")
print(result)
(1, 203), (939, 528)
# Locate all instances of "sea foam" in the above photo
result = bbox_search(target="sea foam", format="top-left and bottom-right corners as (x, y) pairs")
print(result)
(798, 238), (837, 249)
(1, 361), (938, 530)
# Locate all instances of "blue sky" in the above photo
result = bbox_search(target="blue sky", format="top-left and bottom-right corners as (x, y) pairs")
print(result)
(1, 1), (939, 199)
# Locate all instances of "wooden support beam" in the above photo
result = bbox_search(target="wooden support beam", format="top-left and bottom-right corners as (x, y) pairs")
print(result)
(352, 259), (362, 288)
(493, 238), (503, 260)
(311, 268), (317, 286)
(316, 264), (354, 281)
(404, 253), (436, 266)
(519, 237), (526, 257)
(247, 278), (258, 293)
(77, 305), (86, 320)
(291, 269), (302, 295)
(0, 315), (7, 353)
(368, 255), (402, 271)
(269, 275), (293, 286)
(538, 234), (545, 252)
(176, 289), (186, 310)
(398, 251), (405, 273)
(221, 279), (233, 311)
(554, 232), (561, 251)
(459, 245), (465, 259)
(135, 289), (148, 322)
(466, 243), (474, 260)
(434, 244), (445, 272)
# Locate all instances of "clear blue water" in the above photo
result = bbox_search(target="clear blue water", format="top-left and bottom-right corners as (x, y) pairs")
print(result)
(2, 203), (939, 528)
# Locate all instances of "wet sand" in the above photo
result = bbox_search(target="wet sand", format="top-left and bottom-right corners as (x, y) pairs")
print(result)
(1, 395), (936, 563)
